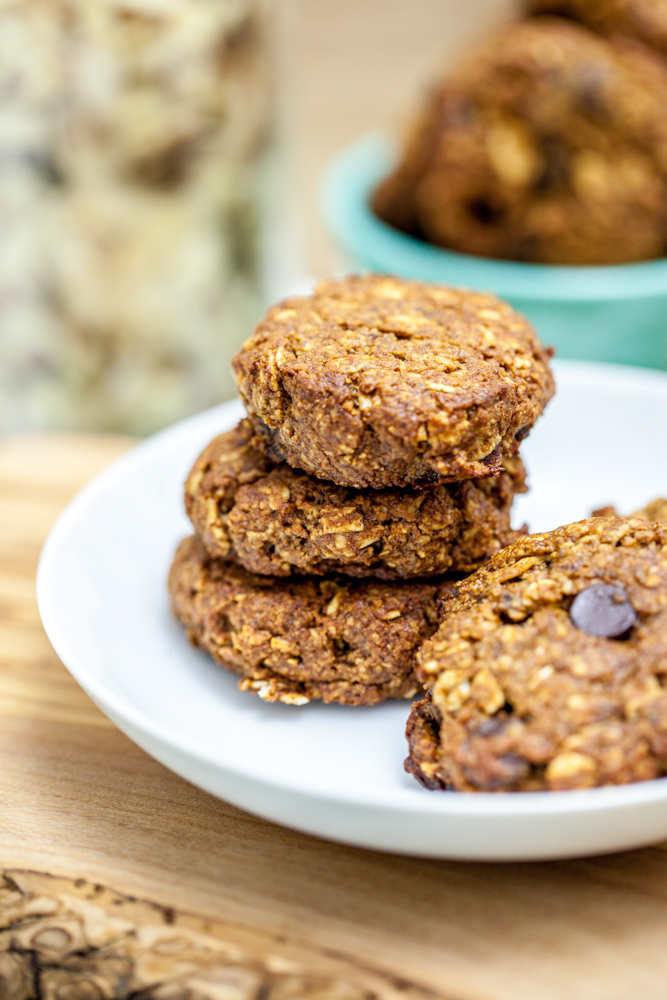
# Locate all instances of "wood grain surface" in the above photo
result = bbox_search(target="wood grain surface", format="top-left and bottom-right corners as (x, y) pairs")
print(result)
(2, 433), (667, 1000)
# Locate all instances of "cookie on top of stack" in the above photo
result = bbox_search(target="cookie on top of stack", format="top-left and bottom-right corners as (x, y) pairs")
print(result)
(168, 274), (554, 706)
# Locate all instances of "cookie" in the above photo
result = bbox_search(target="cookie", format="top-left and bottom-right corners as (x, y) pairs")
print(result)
(185, 419), (527, 580)
(593, 497), (667, 521)
(373, 18), (667, 264)
(630, 497), (667, 521)
(169, 535), (451, 706)
(527, 0), (667, 56)
(232, 275), (554, 488)
(408, 517), (667, 791)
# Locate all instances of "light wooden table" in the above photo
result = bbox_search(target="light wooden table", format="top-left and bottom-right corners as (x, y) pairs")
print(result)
(3, 433), (667, 1000)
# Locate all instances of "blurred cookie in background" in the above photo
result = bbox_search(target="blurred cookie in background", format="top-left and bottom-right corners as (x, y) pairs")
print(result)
(593, 497), (667, 521)
(373, 16), (667, 264)
(526, 0), (667, 57)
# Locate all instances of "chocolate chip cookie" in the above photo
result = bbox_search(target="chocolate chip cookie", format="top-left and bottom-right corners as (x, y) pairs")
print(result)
(373, 17), (667, 264)
(185, 419), (527, 580)
(232, 275), (554, 488)
(407, 517), (667, 791)
(169, 535), (450, 706)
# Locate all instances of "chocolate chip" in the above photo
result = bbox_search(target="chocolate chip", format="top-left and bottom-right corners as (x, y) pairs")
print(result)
(569, 584), (637, 638)
(574, 63), (612, 124)
(412, 469), (441, 487)
(475, 717), (508, 737)
(266, 439), (287, 463)
(535, 137), (571, 193)
(460, 751), (530, 791)
(481, 446), (502, 468)
(467, 197), (504, 226)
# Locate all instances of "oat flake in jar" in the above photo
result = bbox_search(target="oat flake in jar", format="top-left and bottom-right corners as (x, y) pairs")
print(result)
(0, 0), (280, 433)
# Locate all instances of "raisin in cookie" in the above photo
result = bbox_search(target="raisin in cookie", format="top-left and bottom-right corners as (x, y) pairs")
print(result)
(185, 419), (527, 580)
(373, 18), (667, 264)
(169, 535), (451, 706)
(232, 275), (553, 488)
(408, 517), (667, 791)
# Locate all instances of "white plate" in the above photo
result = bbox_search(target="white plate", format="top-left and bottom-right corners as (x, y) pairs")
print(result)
(37, 360), (667, 861)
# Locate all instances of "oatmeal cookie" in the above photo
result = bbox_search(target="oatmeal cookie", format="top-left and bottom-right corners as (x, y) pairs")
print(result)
(232, 275), (554, 488)
(593, 497), (667, 521)
(527, 0), (667, 56)
(185, 419), (527, 580)
(373, 18), (667, 264)
(169, 535), (450, 706)
(408, 517), (667, 791)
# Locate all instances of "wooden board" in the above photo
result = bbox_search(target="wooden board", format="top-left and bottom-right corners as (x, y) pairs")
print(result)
(3, 432), (667, 1000)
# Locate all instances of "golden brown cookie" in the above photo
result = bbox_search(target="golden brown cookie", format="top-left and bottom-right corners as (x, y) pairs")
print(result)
(408, 517), (667, 791)
(169, 535), (451, 706)
(631, 497), (667, 521)
(593, 497), (667, 521)
(185, 419), (527, 580)
(373, 17), (667, 264)
(527, 0), (667, 56)
(232, 275), (554, 488)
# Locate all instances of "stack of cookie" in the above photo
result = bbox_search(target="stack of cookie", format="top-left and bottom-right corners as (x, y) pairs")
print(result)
(168, 275), (554, 706)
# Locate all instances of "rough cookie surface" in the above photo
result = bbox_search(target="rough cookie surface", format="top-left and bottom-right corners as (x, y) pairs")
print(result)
(593, 497), (667, 522)
(527, 0), (667, 56)
(185, 419), (527, 580)
(409, 517), (667, 791)
(232, 275), (554, 488)
(373, 17), (667, 264)
(632, 498), (667, 521)
(169, 535), (449, 706)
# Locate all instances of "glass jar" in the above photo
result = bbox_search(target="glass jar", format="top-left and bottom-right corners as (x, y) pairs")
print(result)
(0, 0), (279, 433)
